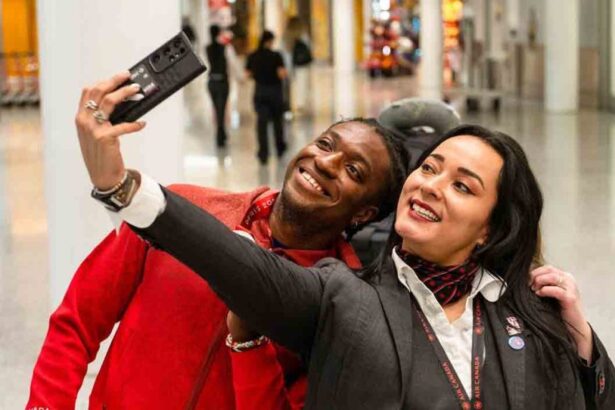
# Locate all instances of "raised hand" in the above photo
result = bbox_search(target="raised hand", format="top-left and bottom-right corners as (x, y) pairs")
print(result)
(75, 71), (146, 190)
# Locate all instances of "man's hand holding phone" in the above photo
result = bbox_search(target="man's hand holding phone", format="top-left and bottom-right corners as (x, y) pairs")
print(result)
(75, 32), (206, 205)
(75, 71), (146, 191)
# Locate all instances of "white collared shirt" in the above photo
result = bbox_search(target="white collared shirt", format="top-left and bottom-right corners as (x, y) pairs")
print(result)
(392, 249), (505, 397)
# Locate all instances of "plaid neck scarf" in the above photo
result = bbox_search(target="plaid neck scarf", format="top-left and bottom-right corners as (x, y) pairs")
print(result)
(396, 247), (480, 306)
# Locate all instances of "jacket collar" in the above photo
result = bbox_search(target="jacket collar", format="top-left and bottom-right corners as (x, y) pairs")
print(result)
(378, 253), (526, 409)
(372, 260), (414, 402)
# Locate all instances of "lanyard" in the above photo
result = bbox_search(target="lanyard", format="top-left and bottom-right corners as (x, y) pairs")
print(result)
(239, 192), (279, 229)
(412, 296), (485, 410)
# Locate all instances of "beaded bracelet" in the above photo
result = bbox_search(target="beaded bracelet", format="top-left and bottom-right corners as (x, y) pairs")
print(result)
(225, 333), (270, 353)
(91, 170), (129, 195)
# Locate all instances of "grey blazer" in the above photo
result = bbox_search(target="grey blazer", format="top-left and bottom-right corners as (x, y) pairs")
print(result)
(134, 188), (614, 409)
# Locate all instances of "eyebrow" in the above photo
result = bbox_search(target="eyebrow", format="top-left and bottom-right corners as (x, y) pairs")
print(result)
(428, 153), (485, 189)
(325, 130), (372, 174)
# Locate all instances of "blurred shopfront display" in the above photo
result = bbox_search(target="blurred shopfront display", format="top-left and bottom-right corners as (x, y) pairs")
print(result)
(363, 0), (463, 80)
(365, 0), (420, 77)
(1, 0), (39, 106)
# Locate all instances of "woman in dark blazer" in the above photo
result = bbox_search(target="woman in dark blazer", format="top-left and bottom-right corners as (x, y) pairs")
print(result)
(81, 116), (614, 408)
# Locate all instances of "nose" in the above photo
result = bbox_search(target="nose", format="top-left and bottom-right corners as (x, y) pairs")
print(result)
(314, 151), (344, 178)
(420, 174), (444, 200)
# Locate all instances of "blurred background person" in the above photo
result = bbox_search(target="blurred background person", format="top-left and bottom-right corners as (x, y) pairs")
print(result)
(246, 30), (287, 165)
(181, 16), (197, 44)
(206, 25), (244, 148)
(285, 16), (313, 116)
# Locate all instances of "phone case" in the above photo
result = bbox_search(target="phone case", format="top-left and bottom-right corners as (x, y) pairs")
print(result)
(109, 32), (207, 125)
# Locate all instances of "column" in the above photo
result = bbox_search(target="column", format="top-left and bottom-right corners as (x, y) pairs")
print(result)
(333, 0), (355, 72)
(37, 0), (184, 307)
(188, 0), (209, 58)
(419, 0), (443, 99)
(264, 0), (285, 45)
(544, 0), (579, 112)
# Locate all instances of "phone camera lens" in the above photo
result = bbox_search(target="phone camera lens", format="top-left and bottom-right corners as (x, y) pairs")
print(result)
(152, 54), (161, 63)
(163, 46), (171, 56)
(179, 47), (185, 54)
(173, 39), (182, 48)
(169, 55), (176, 62)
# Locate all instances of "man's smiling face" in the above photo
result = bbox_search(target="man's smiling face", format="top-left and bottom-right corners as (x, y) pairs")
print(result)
(279, 121), (392, 230)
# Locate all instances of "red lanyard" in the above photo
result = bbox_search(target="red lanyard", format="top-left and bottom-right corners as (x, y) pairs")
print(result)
(412, 296), (485, 410)
(239, 192), (279, 230)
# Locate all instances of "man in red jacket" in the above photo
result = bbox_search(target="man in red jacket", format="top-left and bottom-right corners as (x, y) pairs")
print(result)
(27, 73), (410, 410)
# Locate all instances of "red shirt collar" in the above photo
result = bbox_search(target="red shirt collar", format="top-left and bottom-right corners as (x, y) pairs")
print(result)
(235, 189), (362, 269)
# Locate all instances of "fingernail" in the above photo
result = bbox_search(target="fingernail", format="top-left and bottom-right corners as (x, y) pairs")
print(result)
(127, 93), (144, 101)
(131, 83), (141, 89)
(138, 121), (147, 127)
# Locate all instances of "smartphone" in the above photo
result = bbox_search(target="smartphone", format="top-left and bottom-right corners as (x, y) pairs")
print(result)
(109, 31), (207, 125)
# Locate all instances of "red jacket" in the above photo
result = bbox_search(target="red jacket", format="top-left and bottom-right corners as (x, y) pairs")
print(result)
(27, 185), (361, 410)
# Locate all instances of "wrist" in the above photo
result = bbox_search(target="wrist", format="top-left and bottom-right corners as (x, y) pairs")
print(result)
(91, 169), (141, 212)
(225, 333), (269, 352)
(569, 321), (593, 362)
(230, 329), (261, 343)
(94, 169), (128, 192)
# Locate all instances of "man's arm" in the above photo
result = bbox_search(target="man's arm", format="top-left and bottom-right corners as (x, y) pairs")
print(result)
(74, 72), (325, 353)
(26, 224), (148, 409)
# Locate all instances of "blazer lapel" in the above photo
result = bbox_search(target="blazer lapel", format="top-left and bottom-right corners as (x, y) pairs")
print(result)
(484, 302), (526, 410)
(373, 262), (414, 402)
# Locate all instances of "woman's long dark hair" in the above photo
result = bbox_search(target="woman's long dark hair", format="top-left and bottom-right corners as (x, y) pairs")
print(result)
(361, 124), (578, 404)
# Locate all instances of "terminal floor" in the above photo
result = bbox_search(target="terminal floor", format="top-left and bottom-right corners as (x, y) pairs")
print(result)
(2, 66), (615, 408)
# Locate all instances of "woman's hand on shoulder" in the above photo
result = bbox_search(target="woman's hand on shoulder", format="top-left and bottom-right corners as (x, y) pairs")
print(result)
(530, 265), (593, 361)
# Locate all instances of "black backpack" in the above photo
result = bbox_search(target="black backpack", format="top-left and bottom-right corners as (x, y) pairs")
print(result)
(351, 98), (461, 266)
(292, 39), (313, 66)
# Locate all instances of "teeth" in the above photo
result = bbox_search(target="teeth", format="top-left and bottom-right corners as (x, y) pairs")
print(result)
(301, 170), (324, 193)
(412, 203), (440, 222)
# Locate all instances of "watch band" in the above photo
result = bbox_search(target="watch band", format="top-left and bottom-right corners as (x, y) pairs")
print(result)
(91, 169), (141, 212)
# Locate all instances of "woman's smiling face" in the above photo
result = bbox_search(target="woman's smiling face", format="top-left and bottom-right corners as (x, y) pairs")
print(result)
(395, 135), (504, 266)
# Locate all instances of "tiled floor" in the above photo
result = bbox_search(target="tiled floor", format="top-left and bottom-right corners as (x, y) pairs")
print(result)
(2, 65), (614, 408)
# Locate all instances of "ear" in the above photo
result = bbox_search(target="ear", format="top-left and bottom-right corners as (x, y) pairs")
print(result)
(477, 225), (489, 247)
(350, 206), (380, 226)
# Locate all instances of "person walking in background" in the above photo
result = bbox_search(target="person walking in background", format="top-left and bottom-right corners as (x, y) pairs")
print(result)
(285, 16), (313, 116)
(206, 25), (244, 148)
(246, 30), (287, 165)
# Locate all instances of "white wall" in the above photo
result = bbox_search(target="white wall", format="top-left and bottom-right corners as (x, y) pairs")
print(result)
(37, 1), (185, 307)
